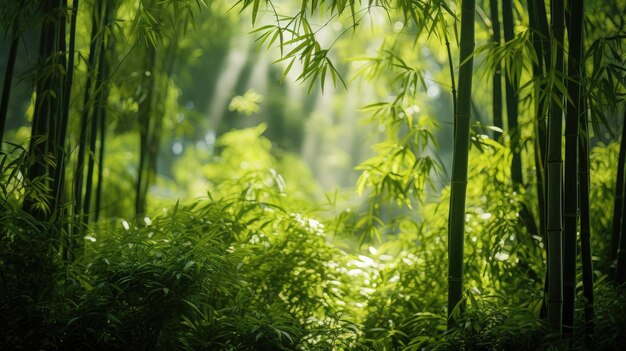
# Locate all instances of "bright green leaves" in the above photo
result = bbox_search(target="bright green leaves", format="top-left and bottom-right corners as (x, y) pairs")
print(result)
(228, 89), (264, 115)
(77, 189), (357, 349)
(355, 134), (438, 207)
(476, 28), (535, 89)
(236, 0), (459, 99)
(131, 2), (162, 48)
(131, 0), (208, 48)
(251, 15), (347, 93)
(172, 124), (320, 207)
(237, 0), (354, 25)
(234, 0), (263, 25)
(352, 41), (441, 231)
(354, 43), (440, 195)
(202, 124), (285, 201)
(1, 143), (55, 213)
(354, 99), (440, 244)
(397, 0), (457, 40)
(239, 1), (452, 93)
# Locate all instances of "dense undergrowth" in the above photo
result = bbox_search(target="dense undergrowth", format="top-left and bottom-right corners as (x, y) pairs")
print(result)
(2, 128), (626, 350)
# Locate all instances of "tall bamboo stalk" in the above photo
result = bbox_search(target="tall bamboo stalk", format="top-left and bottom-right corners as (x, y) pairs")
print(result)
(445, 29), (457, 118)
(503, 0), (522, 185)
(135, 45), (156, 218)
(528, 0), (551, 317)
(490, 0), (502, 139)
(94, 76), (108, 222)
(528, 0), (547, 233)
(611, 112), (626, 268)
(563, 0), (584, 334)
(616, 108), (626, 284)
(94, 0), (116, 222)
(74, 0), (104, 225)
(83, 0), (109, 223)
(447, 0), (475, 330)
(578, 85), (594, 346)
(23, 0), (61, 220)
(546, 0), (565, 336)
(55, 0), (79, 261)
(0, 24), (19, 147)
(94, 102), (106, 222)
(145, 36), (177, 208)
(83, 105), (99, 222)
(72, 95), (92, 218)
(532, 0), (551, 237)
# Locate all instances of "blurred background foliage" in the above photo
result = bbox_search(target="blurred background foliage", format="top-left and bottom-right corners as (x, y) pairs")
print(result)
(1, 0), (625, 349)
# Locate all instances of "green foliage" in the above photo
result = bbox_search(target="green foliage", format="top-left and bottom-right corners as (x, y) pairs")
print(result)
(589, 142), (622, 273)
(429, 298), (546, 351)
(229, 89), (264, 115)
(590, 278), (626, 349)
(0, 126), (357, 350)
(2, 0), (626, 349)
(3, 120), (626, 350)
(171, 124), (322, 205)
(0, 147), (63, 348)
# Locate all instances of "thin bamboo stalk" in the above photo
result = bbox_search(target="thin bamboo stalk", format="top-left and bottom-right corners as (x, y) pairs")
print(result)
(616, 108), (626, 283)
(445, 29), (457, 118)
(490, 0), (502, 138)
(73, 0), (103, 225)
(83, 0), (109, 223)
(579, 90), (594, 347)
(447, 0), (475, 330)
(528, 0), (550, 318)
(0, 24), (19, 147)
(94, 109), (106, 221)
(95, 0), (115, 222)
(503, 0), (522, 185)
(135, 45), (156, 218)
(611, 114), (626, 268)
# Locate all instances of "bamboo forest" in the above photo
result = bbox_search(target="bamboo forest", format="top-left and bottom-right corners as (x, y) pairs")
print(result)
(2, 0), (626, 349)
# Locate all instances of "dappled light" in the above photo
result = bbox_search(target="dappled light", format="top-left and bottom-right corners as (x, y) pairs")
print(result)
(1, 0), (626, 349)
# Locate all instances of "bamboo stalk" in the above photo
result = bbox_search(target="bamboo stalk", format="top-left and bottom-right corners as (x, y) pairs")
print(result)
(579, 88), (594, 347)
(445, 29), (457, 118)
(135, 45), (157, 219)
(447, 0), (475, 330)
(490, 0), (502, 138)
(611, 113), (626, 269)
(528, 0), (550, 318)
(546, 0), (565, 336)
(616, 108), (626, 283)
(503, 0), (523, 185)
(24, 0), (59, 220)
(563, 0), (584, 334)
(95, 0), (116, 222)
(95, 100), (107, 222)
(74, 0), (104, 226)
(83, 0), (109, 223)
(55, 0), (79, 260)
(0, 24), (19, 147)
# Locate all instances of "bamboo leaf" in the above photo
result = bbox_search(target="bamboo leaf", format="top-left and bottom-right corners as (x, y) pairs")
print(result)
(252, 0), (260, 25)
(280, 57), (296, 83)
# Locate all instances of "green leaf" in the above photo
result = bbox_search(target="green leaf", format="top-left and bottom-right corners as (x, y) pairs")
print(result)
(252, 0), (260, 25)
